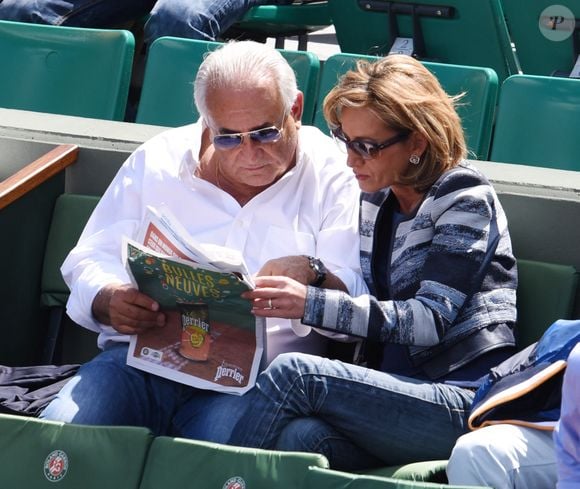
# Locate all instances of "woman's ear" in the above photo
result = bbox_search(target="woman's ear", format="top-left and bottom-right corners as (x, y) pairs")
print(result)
(409, 131), (428, 157)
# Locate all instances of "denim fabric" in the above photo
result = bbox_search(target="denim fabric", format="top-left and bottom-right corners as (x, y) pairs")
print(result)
(0, 0), (154, 28)
(144, 0), (265, 43)
(276, 418), (384, 471)
(0, 0), (269, 43)
(40, 344), (249, 443)
(229, 352), (476, 469)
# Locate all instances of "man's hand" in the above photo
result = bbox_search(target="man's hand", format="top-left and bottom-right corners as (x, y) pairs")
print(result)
(257, 256), (315, 285)
(91, 284), (166, 335)
(257, 255), (348, 292)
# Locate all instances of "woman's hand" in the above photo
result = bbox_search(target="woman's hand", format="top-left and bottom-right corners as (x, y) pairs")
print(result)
(242, 276), (307, 319)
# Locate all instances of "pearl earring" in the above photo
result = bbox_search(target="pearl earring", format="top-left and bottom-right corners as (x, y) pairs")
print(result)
(409, 154), (421, 165)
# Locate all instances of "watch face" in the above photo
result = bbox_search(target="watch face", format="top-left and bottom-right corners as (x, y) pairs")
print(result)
(309, 257), (327, 286)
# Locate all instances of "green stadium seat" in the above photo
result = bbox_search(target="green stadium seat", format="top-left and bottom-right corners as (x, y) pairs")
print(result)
(40, 194), (101, 364)
(501, 0), (580, 76)
(225, 1), (331, 51)
(328, 0), (519, 83)
(490, 74), (580, 170)
(0, 20), (134, 121)
(305, 466), (490, 488)
(136, 37), (320, 126)
(515, 259), (578, 348)
(314, 53), (499, 160)
(0, 413), (152, 489)
(139, 436), (329, 489)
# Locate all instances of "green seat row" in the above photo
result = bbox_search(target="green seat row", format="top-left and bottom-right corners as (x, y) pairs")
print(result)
(3, 18), (579, 170)
(0, 413), (489, 489)
(327, 0), (519, 84)
(312, 53), (499, 160)
(490, 74), (580, 170)
(328, 0), (580, 79)
(136, 38), (499, 161)
(135, 37), (321, 127)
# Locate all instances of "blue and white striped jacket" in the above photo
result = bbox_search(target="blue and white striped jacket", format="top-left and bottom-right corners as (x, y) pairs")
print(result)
(304, 161), (517, 379)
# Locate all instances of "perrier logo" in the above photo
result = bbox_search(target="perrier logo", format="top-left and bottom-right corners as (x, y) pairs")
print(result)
(44, 449), (69, 482)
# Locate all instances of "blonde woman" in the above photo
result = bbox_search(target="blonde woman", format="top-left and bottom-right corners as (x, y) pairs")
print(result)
(230, 55), (518, 470)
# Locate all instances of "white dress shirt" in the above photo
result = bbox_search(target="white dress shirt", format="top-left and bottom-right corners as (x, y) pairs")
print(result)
(62, 121), (366, 363)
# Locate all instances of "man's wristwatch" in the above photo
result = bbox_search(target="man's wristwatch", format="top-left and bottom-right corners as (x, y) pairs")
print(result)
(304, 255), (327, 287)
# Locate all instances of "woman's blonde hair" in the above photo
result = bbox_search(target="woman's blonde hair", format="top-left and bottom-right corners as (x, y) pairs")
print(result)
(323, 54), (467, 192)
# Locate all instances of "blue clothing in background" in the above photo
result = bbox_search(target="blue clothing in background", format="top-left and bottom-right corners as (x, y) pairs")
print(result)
(554, 341), (580, 489)
(0, 0), (269, 43)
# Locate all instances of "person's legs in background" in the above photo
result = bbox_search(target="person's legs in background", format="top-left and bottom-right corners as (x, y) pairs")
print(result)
(144, 0), (265, 44)
(446, 424), (557, 489)
(0, 0), (153, 28)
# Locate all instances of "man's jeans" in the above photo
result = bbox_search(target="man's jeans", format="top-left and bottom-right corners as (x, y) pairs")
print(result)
(0, 0), (265, 43)
(229, 352), (475, 470)
(40, 344), (249, 443)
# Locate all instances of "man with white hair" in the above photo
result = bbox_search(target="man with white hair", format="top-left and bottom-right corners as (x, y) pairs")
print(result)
(40, 40), (365, 442)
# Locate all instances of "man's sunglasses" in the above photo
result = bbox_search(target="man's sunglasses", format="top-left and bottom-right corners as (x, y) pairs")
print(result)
(331, 126), (410, 160)
(212, 115), (287, 150)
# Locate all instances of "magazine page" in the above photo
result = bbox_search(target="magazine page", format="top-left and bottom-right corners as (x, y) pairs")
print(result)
(124, 239), (264, 395)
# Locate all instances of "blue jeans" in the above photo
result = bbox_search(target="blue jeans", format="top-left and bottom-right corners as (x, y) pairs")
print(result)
(40, 344), (249, 443)
(0, 0), (155, 28)
(144, 0), (264, 44)
(0, 0), (267, 43)
(229, 353), (476, 470)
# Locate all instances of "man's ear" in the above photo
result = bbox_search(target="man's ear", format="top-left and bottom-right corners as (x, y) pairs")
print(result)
(291, 91), (304, 125)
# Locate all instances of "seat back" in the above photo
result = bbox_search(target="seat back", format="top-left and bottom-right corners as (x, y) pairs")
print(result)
(40, 194), (101, 364)
(490, 74), (580, 170)
(139, 436), (329, 489)
(328, 0), (519, 83)
(314, 53), (499, 160)
(0, 413), (152, 489)
(501, 0), (580, 76)
(227, 2), (332, 51)
(136, 37), (320, 126)
(516, 259), (578, 348)
(0, 20), (134, 121)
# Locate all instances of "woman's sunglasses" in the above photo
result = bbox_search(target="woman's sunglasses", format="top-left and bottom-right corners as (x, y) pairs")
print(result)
(212, 113), (287, 150)
(331, 126), (410, 160)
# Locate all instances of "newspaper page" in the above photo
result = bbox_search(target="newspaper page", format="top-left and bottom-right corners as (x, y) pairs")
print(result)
(136, 205), (251, 278)
(125, 210), (264, 395)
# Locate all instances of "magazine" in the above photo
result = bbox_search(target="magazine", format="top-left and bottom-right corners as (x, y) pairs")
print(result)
(124, 207), (265, 395)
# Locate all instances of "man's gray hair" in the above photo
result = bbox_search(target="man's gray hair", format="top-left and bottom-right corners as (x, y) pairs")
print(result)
(194, 40), (298, 124)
